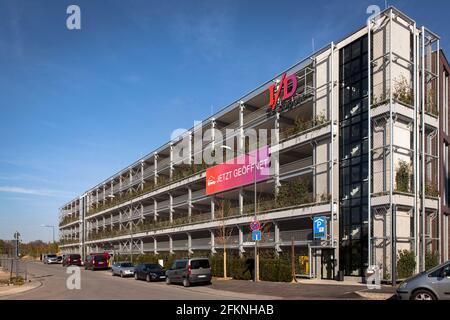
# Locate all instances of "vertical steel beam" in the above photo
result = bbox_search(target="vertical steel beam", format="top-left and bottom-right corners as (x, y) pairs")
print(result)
(210, 231), (216, 254)
(188, 187), (192, 222)
(413, 23), (420, 274)
(389, 9), (396, 285)
(169, 193), (173, 223)
(421, 26), (426, 272)
(154, 153), (158, 187)
(330, 41), (336, 253)
(169, 143), (174, 180)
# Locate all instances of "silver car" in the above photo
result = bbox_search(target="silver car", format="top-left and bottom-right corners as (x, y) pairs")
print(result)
(111, 262), (135, 278)
(43, 254), (59, 264)
(397, 260), (450, 300)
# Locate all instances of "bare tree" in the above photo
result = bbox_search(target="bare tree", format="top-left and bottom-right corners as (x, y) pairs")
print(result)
(214, 198), (233, 279)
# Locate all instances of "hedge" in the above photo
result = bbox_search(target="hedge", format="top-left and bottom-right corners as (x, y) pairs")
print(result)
(114, 253), (294, 282)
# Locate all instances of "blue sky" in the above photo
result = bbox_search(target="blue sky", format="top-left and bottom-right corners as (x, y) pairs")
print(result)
(0, 0), (449, 242)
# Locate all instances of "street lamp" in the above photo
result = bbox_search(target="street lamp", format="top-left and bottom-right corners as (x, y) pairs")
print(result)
(220, 145), (259, 282)
(41, 224), (56, 243)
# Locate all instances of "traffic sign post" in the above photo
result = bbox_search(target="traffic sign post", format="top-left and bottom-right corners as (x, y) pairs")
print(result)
(250, 220), (260, 231)
(252, 230), (261, 241)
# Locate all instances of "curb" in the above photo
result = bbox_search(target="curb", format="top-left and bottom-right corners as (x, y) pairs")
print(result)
(354, 290), (395, 300)
(0, 280), (42, 299)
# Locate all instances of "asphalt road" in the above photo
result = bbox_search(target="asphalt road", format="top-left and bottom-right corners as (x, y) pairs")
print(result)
(3, 262), (277, 300)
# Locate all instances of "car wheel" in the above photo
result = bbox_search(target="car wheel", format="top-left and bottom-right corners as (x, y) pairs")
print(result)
(183, 278), (190, 287)
(146, 274), (151, 282)
(166, 277), (171, 285)
(134, 273), (138, 280)
(412, 289), (436, 300)
(121, 272), (124, 278)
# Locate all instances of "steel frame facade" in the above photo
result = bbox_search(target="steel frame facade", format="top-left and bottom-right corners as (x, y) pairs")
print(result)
(58, 7), (447, 282)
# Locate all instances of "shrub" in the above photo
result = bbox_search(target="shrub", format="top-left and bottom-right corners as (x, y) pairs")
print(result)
(276, 176), (312, 208)
(393, 76), (413, 106)
(425, 182), (439, 197)
(397, 249), (416, 279)
(425, 251), (440, 271)
(395, 161), (411, 193)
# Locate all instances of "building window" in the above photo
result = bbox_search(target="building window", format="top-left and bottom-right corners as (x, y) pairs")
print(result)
(339, 35), (369, 277)
(444, 71), (449, 135)
(445, 144), (449, 206)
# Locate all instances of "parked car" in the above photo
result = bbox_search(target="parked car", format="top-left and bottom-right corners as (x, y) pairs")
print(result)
(63, 254), (82, 267)
(134, 263), (166, 282)
(84, 254), (109, 270)
(43, 254), (59, 264)
(396, 260), (450, 300)
(165, 258), (211, 287)
(111, 262), (135, 277)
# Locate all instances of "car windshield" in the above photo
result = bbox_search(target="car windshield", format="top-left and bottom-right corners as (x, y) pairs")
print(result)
(70, 255), (80, 259)
(120, 263), (134, 267)
(94, 255), (106, 261)
(191, 259), (210, 269)
(145, 264), (162, 270)
(47, 255), (57, 258)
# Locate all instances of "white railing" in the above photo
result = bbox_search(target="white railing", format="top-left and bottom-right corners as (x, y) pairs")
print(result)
(191, 238), (211, 247)
(191, 189), (207, 201)
(142, 205), (153, 216)
(143, 165), (155, 179)
(280, 157), (313, 175)
(157, 242), (170, 250)
(172, 240), (188, 248)
(143, 242), (155, 251)
(157, 158), (170, 171)
(173, 194), (188, 206)
(279, 229), (312, 242)
(158, 199), (170, 209)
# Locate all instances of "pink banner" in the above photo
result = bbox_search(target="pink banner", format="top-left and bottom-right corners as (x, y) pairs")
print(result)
(205, 146), (270, 195)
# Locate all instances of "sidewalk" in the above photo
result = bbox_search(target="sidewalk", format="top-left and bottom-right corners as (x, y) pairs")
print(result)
(210, 278), (396, 300)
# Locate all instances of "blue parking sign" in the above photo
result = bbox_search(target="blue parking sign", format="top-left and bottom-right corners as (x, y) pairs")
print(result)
(313, 216), (327, 239)
(252, 230), (261, 241)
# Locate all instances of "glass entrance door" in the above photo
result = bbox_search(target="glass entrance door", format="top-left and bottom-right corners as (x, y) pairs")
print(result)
(321, 249), (335, 280)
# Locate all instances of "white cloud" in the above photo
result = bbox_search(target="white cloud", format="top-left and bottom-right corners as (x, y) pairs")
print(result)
(0, 186), (72, 197)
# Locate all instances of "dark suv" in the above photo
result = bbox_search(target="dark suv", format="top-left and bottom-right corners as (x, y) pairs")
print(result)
(84, 254), (109, 270)
(134, 263), (166, 282)
(165, 258), (211, 287)
(63, 254), (82, 267)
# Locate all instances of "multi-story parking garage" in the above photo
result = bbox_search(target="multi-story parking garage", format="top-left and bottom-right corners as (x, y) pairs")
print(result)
(59, 7), (450, 282)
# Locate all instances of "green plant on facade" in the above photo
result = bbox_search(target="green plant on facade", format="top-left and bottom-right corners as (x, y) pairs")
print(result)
(393, 75), (413, 106)
(425, 250), (440, 271)
(395, 160), (412, 193)
(371, 92), (389, 108)
(425, 181), (439, 197)
(276, 176), (312, 208)
(426, 88), (438, 116)
(59, 214), (79, 227)
(86, 162), (216, 217)
(397, 249), (416, 279)
(280, 112), (329, 141)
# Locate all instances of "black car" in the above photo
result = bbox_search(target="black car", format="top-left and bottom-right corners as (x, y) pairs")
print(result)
(134, 263), (166, 282)
(62, 254), (82, 267)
